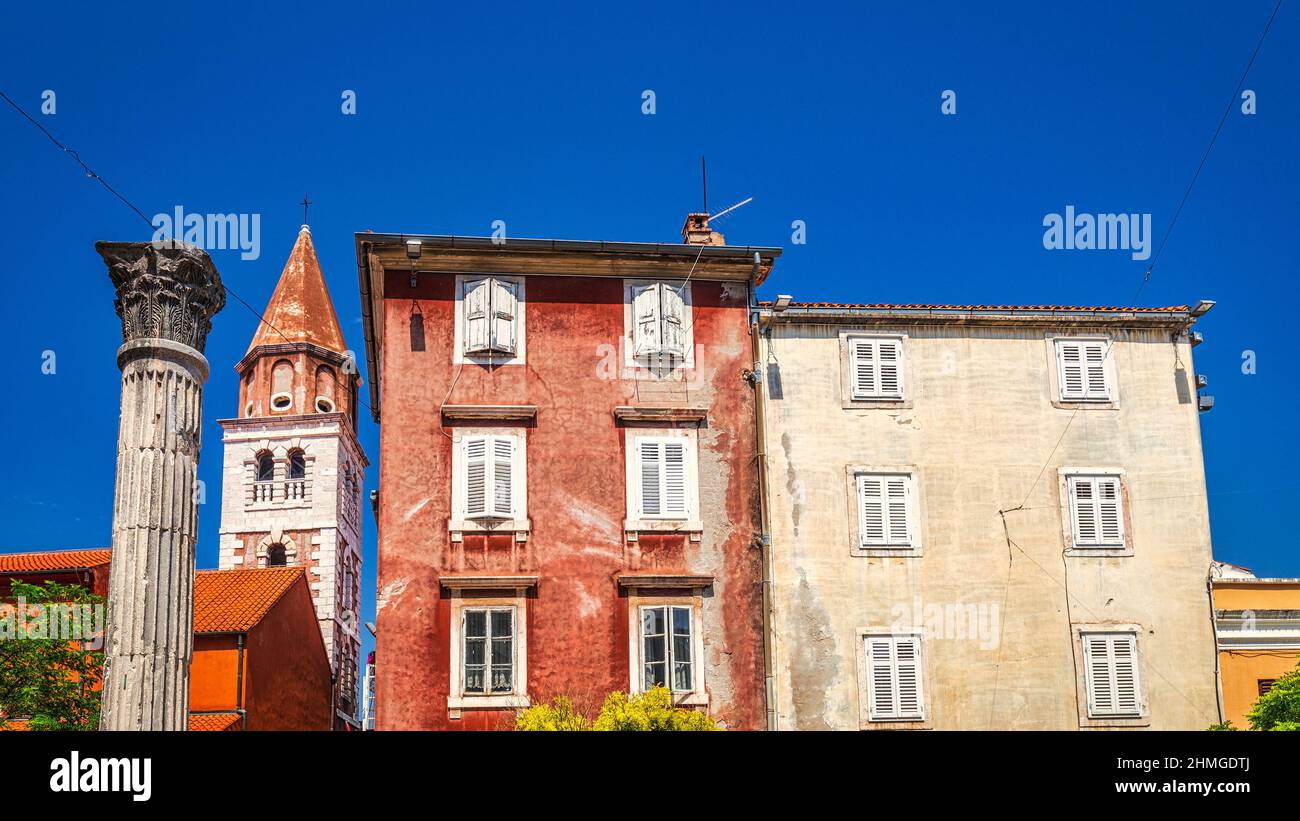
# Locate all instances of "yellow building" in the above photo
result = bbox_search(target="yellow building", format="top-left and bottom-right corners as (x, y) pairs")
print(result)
(757, 300), (1222, 729)
(1212, 562), (1300, 727)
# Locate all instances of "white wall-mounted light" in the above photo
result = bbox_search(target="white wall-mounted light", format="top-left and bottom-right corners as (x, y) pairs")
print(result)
(773, 294), (793, 312)
(1191, 299), (1216, 317)
(405, 239), (422, 260)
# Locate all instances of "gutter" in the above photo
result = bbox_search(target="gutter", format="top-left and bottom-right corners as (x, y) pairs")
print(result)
(355, 238), (381, 422)
(761, 305), (1195, 327)
(749, 299), (778, 732)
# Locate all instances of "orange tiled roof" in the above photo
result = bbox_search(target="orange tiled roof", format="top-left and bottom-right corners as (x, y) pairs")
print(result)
(758, 301), (1189, 312)
(193, 567), (304, 633)
(248, 226), (347, 354)
(189, 712), (242, 731)
(0, 549), (111, 573)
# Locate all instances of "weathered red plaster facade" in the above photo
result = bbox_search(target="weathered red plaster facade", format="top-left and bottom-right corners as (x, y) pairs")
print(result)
(358, 224), (779, 729)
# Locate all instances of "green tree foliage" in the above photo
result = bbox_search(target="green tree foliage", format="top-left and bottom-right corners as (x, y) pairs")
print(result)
(1247, 662), (1300, 731)
(515, 686), (720, 731)
(0, 580), (104, 731)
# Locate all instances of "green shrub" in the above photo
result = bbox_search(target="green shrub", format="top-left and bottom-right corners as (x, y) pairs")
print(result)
(1247, 663), (1300, 731)
(592, 686), (718, 731)
(514, 696), (589, 731)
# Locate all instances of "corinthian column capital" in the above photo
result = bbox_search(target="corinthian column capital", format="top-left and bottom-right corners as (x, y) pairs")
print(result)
(96, 241), (226, 353)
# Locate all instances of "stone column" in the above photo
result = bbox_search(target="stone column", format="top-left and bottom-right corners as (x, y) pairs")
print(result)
(96, 241), (224, 731)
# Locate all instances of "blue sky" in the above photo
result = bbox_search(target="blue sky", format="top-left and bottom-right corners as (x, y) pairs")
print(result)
(1, 1), (1295, 681)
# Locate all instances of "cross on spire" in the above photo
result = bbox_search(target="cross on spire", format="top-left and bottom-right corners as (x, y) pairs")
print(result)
(301, 193), (312, 225)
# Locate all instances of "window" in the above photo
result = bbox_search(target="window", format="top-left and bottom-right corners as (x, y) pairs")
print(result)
(848, 336), (904, 400)
(461, 607), (516, 695)
(342, 557), (355, 610)
(628, 281), (689, 360)
(1259, 679), (1276, 697)
(1082, 632), (1141, 717)
(637, 439), (688, 519)
(315, 366), (336, 413)
(255, 451), (275, 482)
(856, 473), (915, 548)
(864, 634), (924, 721)
(287, 449), (306, 480)
(640, 605), (695, 692)
(266, 544), (287, 567)
(463, 435), (515, 519)
(1055, 338), (1112, 402)
(271, 359), (294, 411)
(1067, 473), (1124, 548)
(463, 277), (519, 356)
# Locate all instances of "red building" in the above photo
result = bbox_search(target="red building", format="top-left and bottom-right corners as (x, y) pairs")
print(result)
(356, 214), (780, 729)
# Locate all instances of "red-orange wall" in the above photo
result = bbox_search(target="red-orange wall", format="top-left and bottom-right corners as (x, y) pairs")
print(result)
(374, 271), (766, 730)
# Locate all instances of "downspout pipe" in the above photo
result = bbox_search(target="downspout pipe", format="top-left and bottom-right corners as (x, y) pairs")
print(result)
(1207, 570), (1225, 725)
(236, 633), (246, 729)
(749, 295), (778, 731)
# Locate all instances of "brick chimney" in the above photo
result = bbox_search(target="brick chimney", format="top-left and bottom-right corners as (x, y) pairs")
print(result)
(681, 212), (725, 246)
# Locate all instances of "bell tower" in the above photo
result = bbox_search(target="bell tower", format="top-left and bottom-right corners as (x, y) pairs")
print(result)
(217, 224), (366, 729)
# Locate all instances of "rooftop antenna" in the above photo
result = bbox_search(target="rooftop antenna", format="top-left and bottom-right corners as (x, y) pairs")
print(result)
(710, 196), (753, 222)
(701, 155), (708, 213)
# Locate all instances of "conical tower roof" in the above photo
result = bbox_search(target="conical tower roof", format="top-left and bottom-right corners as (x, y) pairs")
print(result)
(247, 225), (346, 354)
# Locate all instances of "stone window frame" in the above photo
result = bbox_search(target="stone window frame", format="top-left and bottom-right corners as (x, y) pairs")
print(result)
(623, 427), (703, 535)
(452, 274), (527, 366)
(1070, 622), (1150, 728)
(447, 593), (530, 711)
(844, 464), (925, 558)
(854, 627), (934, 731)
(1044, 332), (1120, 411)
(621, 279), (695, 371)
(625, 591), (708, 707)
(838, 330), (913, 410)
(1057, 467), (1134, 558)
(448, 426), (530, 538)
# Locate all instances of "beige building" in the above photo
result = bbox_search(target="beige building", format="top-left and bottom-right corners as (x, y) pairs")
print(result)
(757, 301), (1221, 730)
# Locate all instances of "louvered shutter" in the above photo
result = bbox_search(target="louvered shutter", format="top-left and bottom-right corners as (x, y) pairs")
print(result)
(632, 284), (661, 356)
(1070, 475), (1123, 547)
(491, 437), (514, 516)
(639, 441), (662, 516)
(1057, 341), (1084, 399)
(858, 476), (886, 545)
(894, 636), (923, 719)
(464, 437), (488, 517)
(1083, 341), (1109, 398)
(850, 339), (876, 399)
(877, 340), (903, 398)
(464, 279), (491, 354)
(1084, 633), (1140, 717)
(660, 285), (686, 357)
(662, 442), (687, 516)
(885, 477), (910, 544)
(866, 636), (896, 719)
(490, 279), (518, 354)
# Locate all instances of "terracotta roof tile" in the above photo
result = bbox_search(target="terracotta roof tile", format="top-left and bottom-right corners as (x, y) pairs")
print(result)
(188, 712), (242, 731)
(0, 549), (111, 573)
(193, 567), (304, 633)
(248, 226), (347, 354)
(758, 301), (1189, 313)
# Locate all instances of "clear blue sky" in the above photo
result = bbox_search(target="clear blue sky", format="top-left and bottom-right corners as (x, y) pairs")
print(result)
(1, 1), (1295, 679)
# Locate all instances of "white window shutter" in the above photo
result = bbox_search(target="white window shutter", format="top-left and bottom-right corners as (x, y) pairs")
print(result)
(1084, 634), (1112, 715)
(491, 437), (514, 516)
(464, 279), (491, 354)
(885, 477), (911, 545)
(1084, 341), (1109, 398)
(850, 339), (876, 399)
(894, 636), (923, 719)
(858, 476), (886, 545)
(639, 441), (662, 516)
(490, 279), (518, 354)
(662, 442), (687, 516)
(1111, 635), (1140, 714)
(464, 437), (488, 517)
(1071, 474), (1123, 548)
(877, 340), (903, 397)
(660, 286), (686, 357)
(632, 284), (661, 357)
(1084, 633), (1140, 717)
(1097, 476), (1123, 544)
(1057, 341), (1084, 400)
(867, 636), (895, 719)
(1070, 477), (1098, 545)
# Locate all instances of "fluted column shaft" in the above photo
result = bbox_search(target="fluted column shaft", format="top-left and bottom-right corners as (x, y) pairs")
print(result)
(97, 242), (223, 731)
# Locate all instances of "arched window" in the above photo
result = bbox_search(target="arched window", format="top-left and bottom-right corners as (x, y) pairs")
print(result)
(255, 450), (275, 482)
(315, 366), (337, 413)
(288, 449), (306, 480)
(271, 359), (294, 412)
(266, 544), (287, 567)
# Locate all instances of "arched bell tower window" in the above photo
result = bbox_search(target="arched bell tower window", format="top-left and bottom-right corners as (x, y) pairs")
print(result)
(266, 544), (287, 567)
(315, 366), (337, 413)
(288, 449), (306, 480)
(255, 450), (275, 482)
(270, 359), (294, 412)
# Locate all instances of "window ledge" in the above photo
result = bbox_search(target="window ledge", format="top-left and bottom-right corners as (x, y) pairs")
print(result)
(617, 573), (714, 590)
(614, 406), (708, 424)
(1065, 545), (1133, 558)
(852, 545), (922, 558)
(860, 716), (933, 731)
(842, 397), (912, 411)
(451, 519), (531, 537)
(447, 695), (530, 710)
(624, 519), (703, 534)
(442, 404), (537, 422)
(1053, 398), (1119, 411)
(441, 574), (539, 591)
